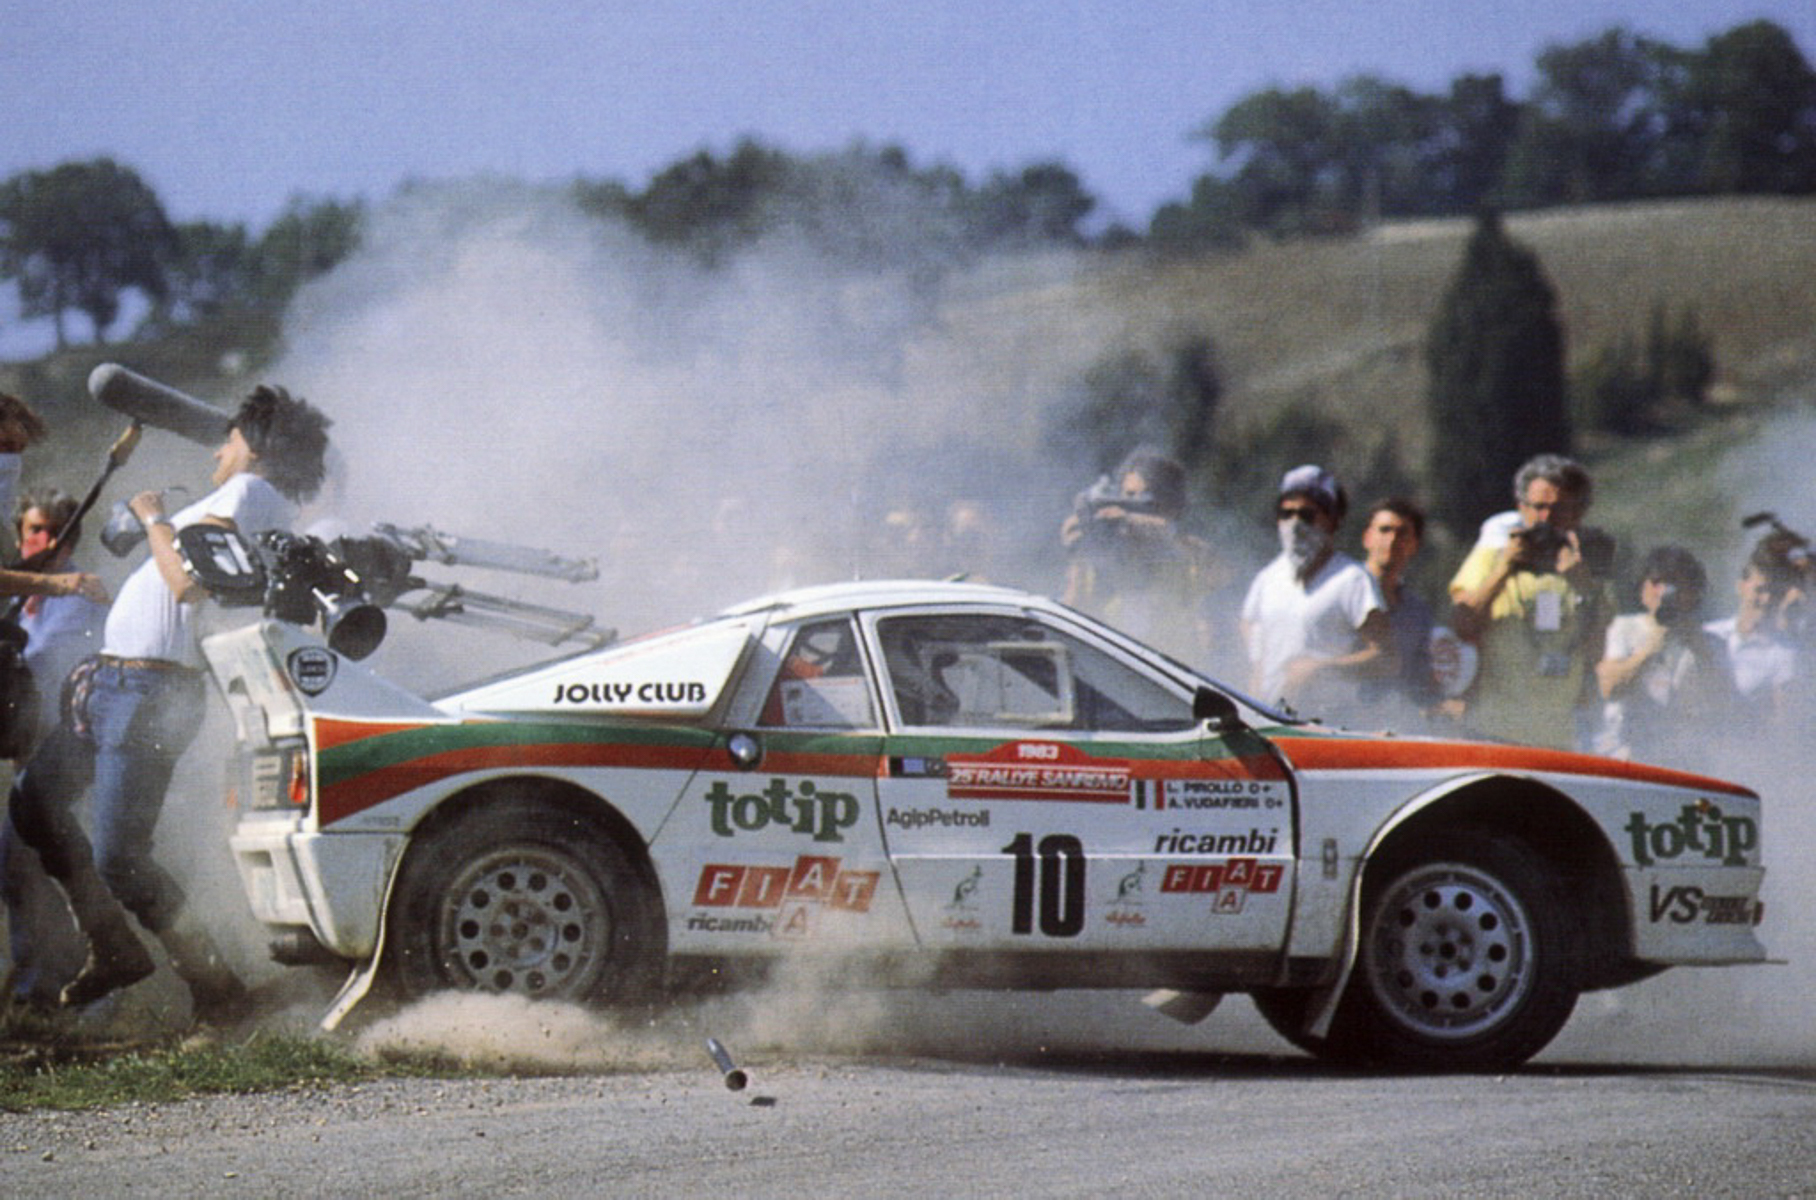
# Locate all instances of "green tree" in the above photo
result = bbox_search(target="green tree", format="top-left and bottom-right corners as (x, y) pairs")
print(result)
(253, 196), (363, 307)
(1683, 20), (1816, 194)
(1425, 210), (1569, 535)
(0, 158), (175, 346)
(1147, 175), (1247, 252)
(1571, 333), (1653, 435)
(1500, 28), (1669, 206)
(1328, 76), (1446, 218)
(969, 162), (1095, 248)
(1432, 74), (1525, 212)
(1646, 303), (1715, 406)
(155, 220), (258, 327)
(624, 139), (794, 264)
(1205, 86), (1345, 235)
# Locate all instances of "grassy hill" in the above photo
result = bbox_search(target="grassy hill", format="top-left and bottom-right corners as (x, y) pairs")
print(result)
(5, 194), (1814, 588)
(924, 195), (1816, 577)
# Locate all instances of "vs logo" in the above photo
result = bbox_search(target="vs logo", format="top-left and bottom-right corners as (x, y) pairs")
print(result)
(1648, 884), (1762, 926)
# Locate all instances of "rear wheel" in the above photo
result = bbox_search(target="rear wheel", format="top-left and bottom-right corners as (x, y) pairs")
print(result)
(387, 799), (661, 1006)
(1261, 830), (1580, 1071)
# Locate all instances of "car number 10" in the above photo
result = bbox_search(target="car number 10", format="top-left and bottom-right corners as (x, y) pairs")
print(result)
(1003, 832), (1086, 937)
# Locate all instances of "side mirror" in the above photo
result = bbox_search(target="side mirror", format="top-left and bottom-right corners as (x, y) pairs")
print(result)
(1193, 686), (1244, 733)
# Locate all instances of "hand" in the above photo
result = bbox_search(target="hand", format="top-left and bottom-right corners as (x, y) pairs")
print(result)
(127, 490), (166, 524)
(1555, 531), (1583, 576)
(54, 572), (109, 603)
(1282, 655), (1324, 696)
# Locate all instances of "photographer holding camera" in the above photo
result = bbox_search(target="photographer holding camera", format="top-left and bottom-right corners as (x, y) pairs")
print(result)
(1448, 454), (1612, 750)
(1594, 546), (1722, 764)
(7, 384), (330, 1019)
(1060, 447), (1219, 662)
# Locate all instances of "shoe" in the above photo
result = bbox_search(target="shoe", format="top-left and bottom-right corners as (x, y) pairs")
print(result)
(158, 925), (253, 1027)
(59, 927), (156, 1009)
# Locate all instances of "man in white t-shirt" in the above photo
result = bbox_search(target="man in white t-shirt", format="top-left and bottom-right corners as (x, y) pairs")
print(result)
(1705, 558), (1800, 725)
(1240, 465), (1388, 723)
(8, 385), (331, 1015)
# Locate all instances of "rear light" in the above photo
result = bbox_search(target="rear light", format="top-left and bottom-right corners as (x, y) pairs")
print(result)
(243, 740), (311, 812)
(287, 753), (309, 808)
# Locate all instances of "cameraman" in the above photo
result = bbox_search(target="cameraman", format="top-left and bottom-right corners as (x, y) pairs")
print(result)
(8, 385), (330, 1018)
(1594, 546), (1722, 764)
(1448, 454), (1610, 750)
(1060, 447), (1218, 662)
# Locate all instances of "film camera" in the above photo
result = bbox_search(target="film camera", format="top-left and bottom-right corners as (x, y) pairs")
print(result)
(176, 526), (387, 660)
(1069, 474), (1164, 556)
(1741, 511), (1814, 576)
(1510, 521), (1570, 572)
(174, 521), (608, 660)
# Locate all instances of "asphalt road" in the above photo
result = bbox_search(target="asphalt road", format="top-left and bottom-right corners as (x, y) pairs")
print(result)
(3, 991), (1813, 1198)
(3, 1052), (1812, 1197)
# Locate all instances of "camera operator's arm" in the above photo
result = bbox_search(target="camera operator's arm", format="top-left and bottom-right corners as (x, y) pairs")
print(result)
(130, 490), (230, 604)
(1450, 539), (1522, 642)
(0, 566), (107, 602)
(1595, 618), (1665, 700)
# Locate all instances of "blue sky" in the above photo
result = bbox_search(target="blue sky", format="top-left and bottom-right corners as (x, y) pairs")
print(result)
(6, 0), (1812, 235)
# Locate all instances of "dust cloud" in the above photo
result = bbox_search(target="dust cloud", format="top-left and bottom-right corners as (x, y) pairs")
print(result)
(267, 179), (1099, 687)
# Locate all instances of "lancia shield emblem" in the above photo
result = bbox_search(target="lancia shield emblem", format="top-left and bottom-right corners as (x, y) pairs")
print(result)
(287, 646), (338, 696)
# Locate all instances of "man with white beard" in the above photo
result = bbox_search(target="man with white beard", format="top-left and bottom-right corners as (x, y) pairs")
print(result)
(1239, 464), (1387, 722)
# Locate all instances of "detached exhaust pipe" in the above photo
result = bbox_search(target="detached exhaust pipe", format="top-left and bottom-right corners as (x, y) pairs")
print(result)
(706, 1037), (749, 1091)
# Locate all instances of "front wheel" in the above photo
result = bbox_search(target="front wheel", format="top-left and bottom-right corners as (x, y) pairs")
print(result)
(1264, 830), (1581, 1071)
(387, 798), (662, 1006)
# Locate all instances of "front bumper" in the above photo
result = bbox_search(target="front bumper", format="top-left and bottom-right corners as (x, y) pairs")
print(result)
(1627, 865), (1769, 964)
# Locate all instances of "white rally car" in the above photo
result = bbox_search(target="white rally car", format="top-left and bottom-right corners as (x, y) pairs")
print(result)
(202, 578), (1768, 1069)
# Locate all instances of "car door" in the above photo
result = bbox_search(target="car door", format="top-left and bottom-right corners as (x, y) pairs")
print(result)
(867, 606), (1295, 960)
(663, 615), (909, 949)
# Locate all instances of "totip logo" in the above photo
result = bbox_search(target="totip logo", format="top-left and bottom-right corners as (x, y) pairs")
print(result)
(1625, 803), (1758, 867)
(286, 646), (337, 696)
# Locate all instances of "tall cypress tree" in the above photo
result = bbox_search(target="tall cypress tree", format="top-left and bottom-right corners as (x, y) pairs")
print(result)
(1425, 209), (1569, 536)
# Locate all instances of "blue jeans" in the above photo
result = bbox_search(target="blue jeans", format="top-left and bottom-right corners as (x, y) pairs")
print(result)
(7, 661), (207, 944)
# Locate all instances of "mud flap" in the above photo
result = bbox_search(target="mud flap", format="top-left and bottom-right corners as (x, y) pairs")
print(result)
(319, 853), (405, 1033)
(1305, 863), (1371, 1038)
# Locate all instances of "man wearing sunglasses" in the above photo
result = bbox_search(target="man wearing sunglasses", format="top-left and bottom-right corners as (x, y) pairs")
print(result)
(1239, 464), (1388, 723)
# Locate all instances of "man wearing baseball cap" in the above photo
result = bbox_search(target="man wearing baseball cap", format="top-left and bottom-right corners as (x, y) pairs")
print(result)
(1239, 464), (1388, 722)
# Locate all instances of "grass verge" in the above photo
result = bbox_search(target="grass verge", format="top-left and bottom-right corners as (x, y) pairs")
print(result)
(0, 1030), (458, 1113)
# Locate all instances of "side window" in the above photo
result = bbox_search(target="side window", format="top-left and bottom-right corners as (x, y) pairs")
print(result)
(759, 619), (876, 729)
(877, 614), (1194, 733)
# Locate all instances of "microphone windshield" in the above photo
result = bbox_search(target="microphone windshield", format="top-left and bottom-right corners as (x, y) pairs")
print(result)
(88, 364), (232, 446)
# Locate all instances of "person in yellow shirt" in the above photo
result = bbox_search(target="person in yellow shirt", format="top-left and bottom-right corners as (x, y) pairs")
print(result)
(1449, 455), (1610, 750)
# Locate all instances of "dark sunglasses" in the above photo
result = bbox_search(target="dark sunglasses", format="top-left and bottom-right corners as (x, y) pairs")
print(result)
(1277, 504), (1322, 522)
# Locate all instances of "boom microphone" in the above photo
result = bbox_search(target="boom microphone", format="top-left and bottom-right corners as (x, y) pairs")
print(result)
(88, 363), (232, 446)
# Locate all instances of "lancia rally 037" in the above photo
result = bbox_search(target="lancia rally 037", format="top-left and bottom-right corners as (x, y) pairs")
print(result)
(202, 577), (1769, 1070)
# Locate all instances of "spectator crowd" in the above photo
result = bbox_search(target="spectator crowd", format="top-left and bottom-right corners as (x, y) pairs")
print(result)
(1051, 445), (1808, 783)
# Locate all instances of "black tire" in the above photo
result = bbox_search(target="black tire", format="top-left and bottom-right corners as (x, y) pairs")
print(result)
(387, 798), (662, 1006)
(1328, 829), (1582, 1071)
(1250, 987), (1343, 1062)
